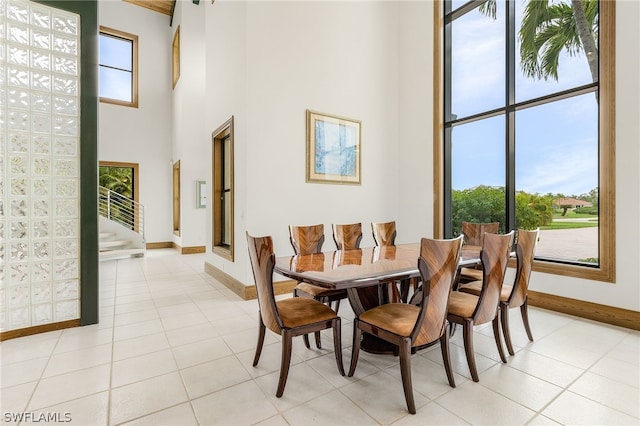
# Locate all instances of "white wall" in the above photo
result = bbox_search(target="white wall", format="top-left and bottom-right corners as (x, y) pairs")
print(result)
(397, 1), (436, 242)
(526, 0), (640, 312)
(170, 1), (208, 248)
(202, 1), (639, 312)
(204, 0), (247, 277)
(98, 1), (173, 244)
(204, 1), (401, 283)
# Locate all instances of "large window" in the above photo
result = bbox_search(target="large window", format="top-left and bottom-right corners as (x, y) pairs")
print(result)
(99, 26), (138, 107)
(436, 0), (615, 281)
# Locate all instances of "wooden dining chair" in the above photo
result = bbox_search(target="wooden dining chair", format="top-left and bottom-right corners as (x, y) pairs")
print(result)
(458, 229), (539, 355)
(459, 221), (501, 283)
(461, 221), (500, 246)
(246, 232), (345, 397)
(332, 222), (363, 250)
(371, 221), (416, 303)
(447, 231), (514, 382)
(289, 224), (348, 349)
(371, 221), (397, 246)
(348, 235), (463, 414)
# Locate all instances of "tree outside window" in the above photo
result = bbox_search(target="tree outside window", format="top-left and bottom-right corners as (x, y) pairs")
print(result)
(439, 0), (615, 281)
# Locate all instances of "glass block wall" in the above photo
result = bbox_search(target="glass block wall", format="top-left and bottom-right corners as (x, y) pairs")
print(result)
(1, 0), (81, 332)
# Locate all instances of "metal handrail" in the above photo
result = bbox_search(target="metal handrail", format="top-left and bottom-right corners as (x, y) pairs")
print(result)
(98, 186), (145, 240)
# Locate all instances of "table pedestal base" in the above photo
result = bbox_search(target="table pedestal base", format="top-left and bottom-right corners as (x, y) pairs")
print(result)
(360, 333), (397, 355)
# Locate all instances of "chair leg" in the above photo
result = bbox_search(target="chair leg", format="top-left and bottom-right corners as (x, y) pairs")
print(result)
(500, 302), (515, 356)
(303, 333), (311, 349)
(462, 320), (479, 382)
(520, 298), (534, 342)
(492, 314), (507, 363)
(253, 316), (266, 366)
(399, 337), (416, 415)
(294, 289), (312, 350)
(334, 299), (341, 314)
(449, 321), (457, 338)
(400, 279), (410, 303)
(348, 321), (362, 377)
(314, 331), (322, 349)
(439, 328), (456, 387)
(276, 330), (293, 398)
(332, 318), (345, 376)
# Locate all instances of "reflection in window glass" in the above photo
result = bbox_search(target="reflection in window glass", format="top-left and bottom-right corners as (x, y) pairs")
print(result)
(451, 115), (506, 237)
(451, 0), (505, 119)
(222, 136), (232, 246)
(515, 0), (597, 103)
(516, 94), (598, 263)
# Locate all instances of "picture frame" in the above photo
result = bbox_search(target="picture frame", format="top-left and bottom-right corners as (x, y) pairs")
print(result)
(306, 109), (361, 185)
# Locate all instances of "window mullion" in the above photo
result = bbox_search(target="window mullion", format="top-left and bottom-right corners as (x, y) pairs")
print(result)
(443, 10), (453, 238)
(505, 0), (516, 232)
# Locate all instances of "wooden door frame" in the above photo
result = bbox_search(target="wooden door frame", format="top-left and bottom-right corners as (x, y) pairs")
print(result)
(99, 161), (140, 232)
(173, 160), (181, 236)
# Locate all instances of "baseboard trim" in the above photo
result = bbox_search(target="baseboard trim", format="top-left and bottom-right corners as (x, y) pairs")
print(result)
(528, 290), (640, 331)
(146, 242), (173, 249)
(145, 242), (206, 254)
(181, 245), (206, 254)
(204, 262), (297, 300)
(171, 242), (206, 255)
(0, 319), (81, 341)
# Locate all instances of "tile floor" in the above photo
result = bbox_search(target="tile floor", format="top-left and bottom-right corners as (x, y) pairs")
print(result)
(1, 249), (638, 425)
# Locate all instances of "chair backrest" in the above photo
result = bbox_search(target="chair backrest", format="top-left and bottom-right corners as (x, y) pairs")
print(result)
(289, 224), (324, 255)
(371, 221), (397, 246)
(462, 221), (500, 246)
(332, 223), (362, 250)
(246, 232), (282, 334)
(508, 229), (539, 307)
(412, 235), (464, 346)
(473, 231), (514, 324)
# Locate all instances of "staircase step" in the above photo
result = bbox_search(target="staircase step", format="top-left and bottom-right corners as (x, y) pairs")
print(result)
(99, 248), (145, 261)
(99, 239), (131, 250)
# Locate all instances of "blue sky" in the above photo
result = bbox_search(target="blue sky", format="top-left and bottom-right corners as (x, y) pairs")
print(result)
(450, 0), (598, 197)
(99, 33), (133, 102)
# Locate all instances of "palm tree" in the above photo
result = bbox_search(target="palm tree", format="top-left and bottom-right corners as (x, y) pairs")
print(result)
(99, 166), (133, 197)
(479, 0), (599, 83)
(99, 166), (135, 229)
(519, 0), (598, 82)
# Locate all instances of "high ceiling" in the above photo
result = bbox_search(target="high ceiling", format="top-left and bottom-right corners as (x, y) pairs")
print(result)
(123, 0), (175, 17)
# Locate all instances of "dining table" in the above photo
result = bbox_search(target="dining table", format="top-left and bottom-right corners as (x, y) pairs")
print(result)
(274, 242), (482, 354)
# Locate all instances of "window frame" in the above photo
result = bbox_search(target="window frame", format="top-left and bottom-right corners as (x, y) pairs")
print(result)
(99, 26), (139, 108)
(172, 26), (180, 89)
(212, 117), (235, 262)
(433, 0), (615, 282)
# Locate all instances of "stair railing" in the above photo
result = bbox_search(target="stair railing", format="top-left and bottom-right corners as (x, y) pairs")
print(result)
(98, 186), (145, 241)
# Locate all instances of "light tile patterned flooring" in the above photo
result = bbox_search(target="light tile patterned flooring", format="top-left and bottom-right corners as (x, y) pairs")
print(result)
(1, 249), (638, 425)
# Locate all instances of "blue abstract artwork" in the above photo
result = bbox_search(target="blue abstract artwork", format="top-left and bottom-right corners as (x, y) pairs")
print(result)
(314, 120), (357, 177)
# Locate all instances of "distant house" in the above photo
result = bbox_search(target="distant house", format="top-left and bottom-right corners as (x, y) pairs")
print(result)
(553, 197), (593, 208)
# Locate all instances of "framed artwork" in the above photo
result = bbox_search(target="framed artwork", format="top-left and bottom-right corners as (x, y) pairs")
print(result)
(306, 109), (361, 184)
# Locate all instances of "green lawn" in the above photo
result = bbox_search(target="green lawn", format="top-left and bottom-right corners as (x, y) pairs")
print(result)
(541, 221), (599, 230)
(553, 211), (598, 219)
